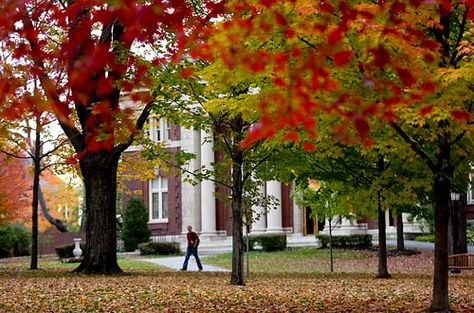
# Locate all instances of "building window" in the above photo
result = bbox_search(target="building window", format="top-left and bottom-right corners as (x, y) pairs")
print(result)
(149, 176), (168, 222)
(149, 118), (171, 142)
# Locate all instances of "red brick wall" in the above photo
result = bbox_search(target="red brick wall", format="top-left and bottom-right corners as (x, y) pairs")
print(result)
(170, 124), (180, 141)
(281, 183), (294, 229)
(148, 152), (182, 236)
(38, 229), (86, 256)
(122, 148), (182, 236)
(468, 204), (474, 220)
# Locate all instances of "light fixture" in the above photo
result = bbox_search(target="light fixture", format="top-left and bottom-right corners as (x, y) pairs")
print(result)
(450, 192), (460, 201)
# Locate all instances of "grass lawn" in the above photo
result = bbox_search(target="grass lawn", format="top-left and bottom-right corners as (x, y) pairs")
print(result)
(0, 248), (473, 312)
(203, 247), (374, 273)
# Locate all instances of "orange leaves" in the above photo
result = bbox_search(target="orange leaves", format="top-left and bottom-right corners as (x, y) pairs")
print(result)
(420, 82), (436, 93)
(451, 109), (470, 121)
(260, 0), (278, 8)
(274, 12), (287, 27)
(0, 154), (30, 223)
(396, 67), (416, 87)
(327, 27), (345, 45)
(319, 1), (335, 14)
(419, 105), (433, 116)
(179, 68), (193, 79)
(368, 46), (391, 68)
(333, 50), (353, 66)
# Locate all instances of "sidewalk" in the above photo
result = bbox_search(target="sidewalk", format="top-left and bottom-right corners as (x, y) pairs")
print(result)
(141, 256), (230, 272)
(380, 240), (474, 253)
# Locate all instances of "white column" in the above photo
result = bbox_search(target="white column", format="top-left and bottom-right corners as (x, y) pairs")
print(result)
(341, 217), (352, 227)
(180, 127), (199, 234)
(266, 180), (283, 232)
(402, 213), (410, 223)
(251, 184), (266, 233)
(292, 198), (303, 235)
(200, 130), (217, 235)
(385, 210), (391, 228)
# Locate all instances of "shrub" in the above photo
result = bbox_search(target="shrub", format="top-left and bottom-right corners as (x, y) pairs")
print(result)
(55, 243), (85, 259)
(415, 234), (435, 243)
(244, 234), (287, 252)
(467, 226), (474, 246)
(0, 224), (30, 258)
(122, 198), (151, 252)
(242, 235), (258, 251)
(316, 234), (372, 249)
(138, 242), (181, 255)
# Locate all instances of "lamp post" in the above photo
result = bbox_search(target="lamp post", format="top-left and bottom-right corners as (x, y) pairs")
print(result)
(450, 192), (460, 256)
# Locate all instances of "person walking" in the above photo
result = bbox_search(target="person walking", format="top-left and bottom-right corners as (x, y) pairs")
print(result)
(180, 225), (203, 271)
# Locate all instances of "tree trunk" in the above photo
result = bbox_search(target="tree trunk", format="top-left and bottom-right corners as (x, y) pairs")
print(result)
(430, 174), (450, 312)
(396, 213), (405, 251)
(38, 186), (69, 233)
(377, 191), (390, 278)
(230, 157), (244, 285)
(456, 195), (467, 254)
(329, 217), (333, 272)
(74, 152), (122, 274)
(447, 202), (454, 255)
(30, 127), (41, 270)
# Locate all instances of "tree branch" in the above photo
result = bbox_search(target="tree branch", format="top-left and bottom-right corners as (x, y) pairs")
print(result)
(114, 99), (154, 155)
(390, 122), (435, 172)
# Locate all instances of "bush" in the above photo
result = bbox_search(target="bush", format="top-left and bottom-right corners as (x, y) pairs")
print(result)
(467, 226), (474, 246)
(138, 242), (181, 255)
(0, 224), (30, 258)
(244, 234), (287, 252)
(55, 243), (85, 259)
(316, 234), (372, 249)
(122, 198), (151, 252)
(415, 234), (435, 243)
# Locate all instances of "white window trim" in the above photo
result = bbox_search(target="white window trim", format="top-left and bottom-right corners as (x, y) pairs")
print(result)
(149, 117), (171, 143)
(149, 176), (169, 223)
(468, 173), (474, 204)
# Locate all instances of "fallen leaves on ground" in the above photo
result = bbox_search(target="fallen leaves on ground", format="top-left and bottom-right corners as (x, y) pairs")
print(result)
(0, 251), (472, 312)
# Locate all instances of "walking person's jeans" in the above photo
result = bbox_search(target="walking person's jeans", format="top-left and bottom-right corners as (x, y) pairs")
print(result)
(182, 246), (203, 270)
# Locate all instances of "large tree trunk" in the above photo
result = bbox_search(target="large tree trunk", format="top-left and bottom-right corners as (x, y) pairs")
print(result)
(74, 152), (121, 274)
(396, 213), (405, 251)
(430, 174), (450, 312)
(377, 191), (390, 278)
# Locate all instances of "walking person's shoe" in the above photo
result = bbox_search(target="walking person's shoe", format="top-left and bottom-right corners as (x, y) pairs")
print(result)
(180, 268), (187, 271)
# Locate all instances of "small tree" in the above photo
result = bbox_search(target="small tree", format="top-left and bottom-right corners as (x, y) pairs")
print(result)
(122, 198), (151, 252)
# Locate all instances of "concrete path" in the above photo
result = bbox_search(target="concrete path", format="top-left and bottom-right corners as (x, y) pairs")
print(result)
(141, 256), (230, 272)
(378, 240), (474, 253)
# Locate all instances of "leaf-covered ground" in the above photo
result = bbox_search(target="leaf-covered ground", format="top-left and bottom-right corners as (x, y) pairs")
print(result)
(0, 250), (473, 312)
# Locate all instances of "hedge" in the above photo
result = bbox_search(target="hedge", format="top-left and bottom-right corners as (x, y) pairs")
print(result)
(138, 242), (181, 255)
(244, 234), (287, 252)
(316, 234), (372, 249)
(0, 224), (30, 258)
